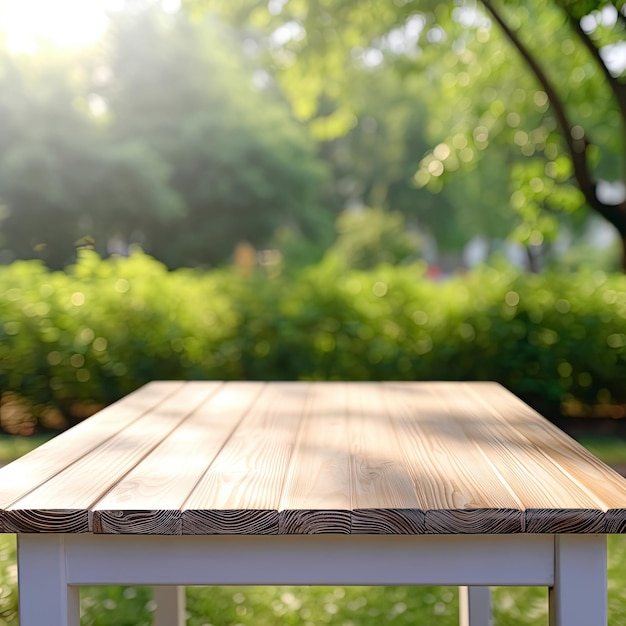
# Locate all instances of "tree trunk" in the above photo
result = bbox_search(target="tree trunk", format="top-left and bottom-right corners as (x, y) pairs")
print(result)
(481, 0), (626, 272)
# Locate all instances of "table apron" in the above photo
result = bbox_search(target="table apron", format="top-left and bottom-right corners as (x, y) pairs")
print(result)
(29, 533), (561, 587)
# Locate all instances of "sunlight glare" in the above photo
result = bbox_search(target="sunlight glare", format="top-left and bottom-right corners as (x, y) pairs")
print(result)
(0, 0), (123, 53)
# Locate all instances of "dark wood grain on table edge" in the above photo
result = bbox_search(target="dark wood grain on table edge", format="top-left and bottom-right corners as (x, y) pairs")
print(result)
(3, 509), (91, 534)
(279, 509), (352, 534)
(182, 510), (279, 535)
(524, 509), (605, 534)
(93, 510), (182, 534)
(351, 508), (425, 534)
(4, 507), (624, 535)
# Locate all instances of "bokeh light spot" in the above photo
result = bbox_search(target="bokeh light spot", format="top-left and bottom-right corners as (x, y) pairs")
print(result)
(514, 130), (529, 146)
(433, 143), (451, 160)
(555, 299), (571, 314)
(47, 351), (62, 366)
(505, 291), (520, 306)
(71, 292), (85, 306)
(428, 160), (444, 177)
(93, 337), (108, 351)
(372, 282), (388, 297)
(412, 310), (429, 325)
(558, 362), (573, 377)
(115, 279), (130, 293)
(506, 112), (520, 128)
(533, 91), (548, 108)
(70, 354), (85, 368)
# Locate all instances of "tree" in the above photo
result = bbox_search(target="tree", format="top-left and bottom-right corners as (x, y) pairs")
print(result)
(98, 7), (332, 267)
(325, 207), (421, 269)
(416, 0), (625, 268)
(0, 6), (332, 269)
(0, 44), (184, 268)
(481, 0), (626, 268)
(198, 0), (626, 269)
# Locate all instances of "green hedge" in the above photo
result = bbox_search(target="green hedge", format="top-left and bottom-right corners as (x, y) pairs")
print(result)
(1, 251), (625, 431)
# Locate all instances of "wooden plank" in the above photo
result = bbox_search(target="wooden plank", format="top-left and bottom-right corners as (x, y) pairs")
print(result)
(5, 382), (221, 533)
(182, 382), (308, 534)
(384, 383), (523, 534)
(348, 383), (425, 534)
(466, 383), (626, 532)
(92, 383), (263, 534)
(4, 379), (626, 539)
(441, 383), (604, 533)
(278, 383), (351, 534)
(0, 381), (183, 532)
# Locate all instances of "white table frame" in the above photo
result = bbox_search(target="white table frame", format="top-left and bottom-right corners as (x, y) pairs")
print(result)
(17, 532), (607, 626)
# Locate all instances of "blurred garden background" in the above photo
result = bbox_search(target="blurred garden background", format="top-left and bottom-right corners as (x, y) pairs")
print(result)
(0, 0), (625, 434)
(1, 0), (626, 622)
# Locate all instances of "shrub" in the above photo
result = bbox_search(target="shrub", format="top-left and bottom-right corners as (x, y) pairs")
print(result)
(325, 208), (421, 270)
(0, 251), (624, 431)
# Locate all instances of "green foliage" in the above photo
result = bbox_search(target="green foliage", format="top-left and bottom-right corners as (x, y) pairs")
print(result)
(0, 434), (53, 464)
(205, 0), (626, 262)
(409, 0), (621, 248)
(0, 251), (625, 431)
(0, 44), (186, 269)
(0, 8), (331, 269)
(576, 434), (626, 464)
(97, 9), (332, 267)
(220, 0), (525, 251)
(325, 208), (421, 270)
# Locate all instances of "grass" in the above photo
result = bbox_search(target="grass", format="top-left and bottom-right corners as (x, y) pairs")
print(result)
(576, 434), (626, 465)
(1, 433), (626, 625)
(0, 434), (55, 466)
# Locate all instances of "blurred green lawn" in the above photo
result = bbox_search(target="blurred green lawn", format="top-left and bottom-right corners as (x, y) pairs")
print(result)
(576, 434), (626, 465)
(1, 433), (626, 625)
(0, 434), (55, 465)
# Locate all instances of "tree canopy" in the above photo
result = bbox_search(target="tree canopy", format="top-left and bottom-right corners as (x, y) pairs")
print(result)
(197, 0), (626, 269)
(0, 7), (331, 268)
(1, 0), (624, 271)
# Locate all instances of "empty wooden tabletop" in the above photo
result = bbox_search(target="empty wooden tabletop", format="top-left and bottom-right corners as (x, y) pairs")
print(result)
(2, 381), (626, 535)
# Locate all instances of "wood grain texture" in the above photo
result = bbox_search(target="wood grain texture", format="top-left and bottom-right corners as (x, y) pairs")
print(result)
(93, 382), (263, 534)
(278, 383), (351, 534)
(348, 383), (425, 534)
(437, 383), (605, 533)
(3, 381), (626, 536)
(0, 382), (184, 532)
(182, 383), (309, 534)
(5, 382), (221, 533)
(465, 383), (626, 533)
(384, 383), (522, 534)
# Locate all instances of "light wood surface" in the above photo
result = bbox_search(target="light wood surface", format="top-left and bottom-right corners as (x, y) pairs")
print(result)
(348, 383), (424, 534)
(4, 382), (220, 533)
(278, 383), (352, 533)
(2, 381), (626, 535)
(183, 382), (308, 534)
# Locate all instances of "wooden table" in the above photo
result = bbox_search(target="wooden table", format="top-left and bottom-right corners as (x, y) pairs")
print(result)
(2, 381), (626, 626)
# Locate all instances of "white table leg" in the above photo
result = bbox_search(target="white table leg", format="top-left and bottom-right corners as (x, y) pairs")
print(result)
(549, 534), (607, 626)
(459, 586), (491, 626)
(17, 535), (80, 626)
(153, 586), (186, 626)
